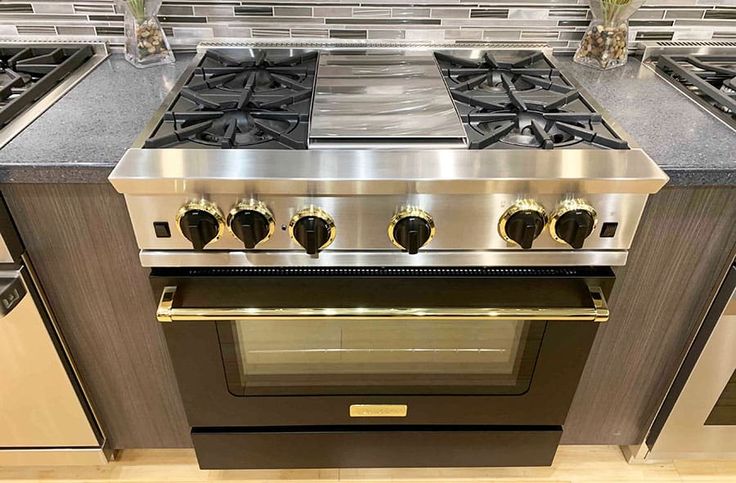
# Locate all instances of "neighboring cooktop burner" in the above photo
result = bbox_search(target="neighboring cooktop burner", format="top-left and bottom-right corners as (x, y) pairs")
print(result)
(435, 50), (628, 150)
(0, 45), (94, 126)
(656, 54), (736, 128)
(145, 49), (316, 149)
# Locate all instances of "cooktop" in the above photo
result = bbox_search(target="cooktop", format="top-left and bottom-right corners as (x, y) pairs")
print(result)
(142, 47), (629, 151)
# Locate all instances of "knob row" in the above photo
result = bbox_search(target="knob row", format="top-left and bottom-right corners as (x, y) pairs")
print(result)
(499, 199), (597, 250)
(177, 199), (597, 252)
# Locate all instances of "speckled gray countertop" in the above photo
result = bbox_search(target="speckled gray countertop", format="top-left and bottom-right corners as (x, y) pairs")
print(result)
(557, 57), (736, 186)
(0, 52), (193, 183)
(0, 52), (733, 186)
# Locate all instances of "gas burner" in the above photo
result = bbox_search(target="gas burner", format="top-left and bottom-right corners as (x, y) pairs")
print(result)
(436, 50), (629, 151)
(182, 111), (296, 149)
(144, 49), (317, 149)
(476, 109), (581, 148)
(194, 50), (315, 94)
(454, 70), (537, 93)
(466, 104), (625, 150)
(436, 51), (573, 95)
(657, 54), (736, 128)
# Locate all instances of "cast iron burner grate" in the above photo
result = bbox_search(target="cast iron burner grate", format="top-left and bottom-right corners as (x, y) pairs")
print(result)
(0, 45), (94, 127)
(656, 54), (736, 130)
(144, 50), (317, 149)
(435, 51), (628, 150)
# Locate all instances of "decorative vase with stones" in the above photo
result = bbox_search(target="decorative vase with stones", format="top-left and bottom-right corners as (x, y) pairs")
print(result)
(120, 0), (174, 68)
(574, 0), (645, 70)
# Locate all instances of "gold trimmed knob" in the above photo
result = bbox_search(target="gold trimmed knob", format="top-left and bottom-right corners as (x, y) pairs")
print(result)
(227, 200), (275, 249)
(176, 199), (225, 250)
(388, 207), (435, 254)
(289, 207), (336, 255)
(499, 200), (547, 250)
(550, 199), (597, 249)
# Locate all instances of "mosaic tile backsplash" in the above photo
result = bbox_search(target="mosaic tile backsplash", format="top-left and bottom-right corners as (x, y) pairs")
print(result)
(0, 0), (734, 49)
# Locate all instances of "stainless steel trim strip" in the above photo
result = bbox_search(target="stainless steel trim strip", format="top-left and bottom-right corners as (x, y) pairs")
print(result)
(156, 285), (609, 323)
(110, 148), (669, 195)
(139, 250), (629, 267)
(196, 39), (550, 52)
(0, 41), (109, 150)
(639, 40), (736, 62)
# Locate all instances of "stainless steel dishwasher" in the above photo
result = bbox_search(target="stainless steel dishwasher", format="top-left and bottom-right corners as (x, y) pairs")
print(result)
(0, 196), (108, 465)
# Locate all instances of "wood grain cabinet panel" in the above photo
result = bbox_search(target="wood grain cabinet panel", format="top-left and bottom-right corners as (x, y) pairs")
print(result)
(1, 183), (189, 449)
(563, 187), (736, 444)
(1, 183), (735, 447)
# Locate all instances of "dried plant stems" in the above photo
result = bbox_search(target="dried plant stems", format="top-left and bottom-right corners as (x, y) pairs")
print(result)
(602, 0), (633, 25)
(126, 0), (146, 21)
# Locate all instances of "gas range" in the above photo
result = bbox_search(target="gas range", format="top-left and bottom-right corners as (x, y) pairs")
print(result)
(112, 42), (669, 469)
(110, 41), (668, 268)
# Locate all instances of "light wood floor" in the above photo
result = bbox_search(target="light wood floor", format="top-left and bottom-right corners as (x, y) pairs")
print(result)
(2, 446), (736, 482)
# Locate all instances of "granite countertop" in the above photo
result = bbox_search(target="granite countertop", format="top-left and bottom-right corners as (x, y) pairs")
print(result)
(0, 52), (733, 186)
(557, 57), (736, 186)
(0, 53), (194, 183)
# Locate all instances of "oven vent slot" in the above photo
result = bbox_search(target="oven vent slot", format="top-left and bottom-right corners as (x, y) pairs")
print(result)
(193, 425), (559, 433)
(152, 266), (611, 278)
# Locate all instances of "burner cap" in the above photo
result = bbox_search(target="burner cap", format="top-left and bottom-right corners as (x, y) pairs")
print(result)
(721, 77), (736, 96)
(476, 109), (582, 148)
(455, 71), (536, 92)
(183, 111), (292, 148)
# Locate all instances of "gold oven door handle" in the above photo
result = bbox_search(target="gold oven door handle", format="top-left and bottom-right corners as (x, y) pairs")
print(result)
(156, 286), (609, 323)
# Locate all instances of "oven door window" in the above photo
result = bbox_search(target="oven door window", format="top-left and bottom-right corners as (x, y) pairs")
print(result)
(217, 319), (545, 396)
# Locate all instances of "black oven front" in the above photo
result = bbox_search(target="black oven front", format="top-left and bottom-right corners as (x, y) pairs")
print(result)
(151, 266), (613, 469)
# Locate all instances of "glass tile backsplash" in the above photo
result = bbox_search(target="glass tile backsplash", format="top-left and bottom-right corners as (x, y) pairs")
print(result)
(2, 0), (735, 48)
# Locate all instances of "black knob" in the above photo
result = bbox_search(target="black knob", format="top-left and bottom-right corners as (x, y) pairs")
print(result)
(230, 210), (271, 249)
(179, 209), (221, 250)
(291, 210), (334, 255)
(392, 216), (433, 254)
(554, 209), (595, 249)
(505, 210), (546, 249)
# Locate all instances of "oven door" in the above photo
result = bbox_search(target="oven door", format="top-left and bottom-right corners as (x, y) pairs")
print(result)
(153, 266), (611, 422)
(151, 266), (612, 468)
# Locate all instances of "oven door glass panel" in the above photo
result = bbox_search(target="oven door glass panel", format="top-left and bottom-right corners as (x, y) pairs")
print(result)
(218, 319), (545, 396)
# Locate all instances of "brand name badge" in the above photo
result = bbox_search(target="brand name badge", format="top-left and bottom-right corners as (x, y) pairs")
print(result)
(349, 404), (408, 418)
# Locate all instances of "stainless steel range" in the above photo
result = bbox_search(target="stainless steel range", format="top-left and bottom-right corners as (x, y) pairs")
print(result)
(110, 41), (668, 470)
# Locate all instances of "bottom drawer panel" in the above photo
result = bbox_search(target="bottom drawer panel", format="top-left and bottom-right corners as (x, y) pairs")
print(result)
(192, 426), (562, 469)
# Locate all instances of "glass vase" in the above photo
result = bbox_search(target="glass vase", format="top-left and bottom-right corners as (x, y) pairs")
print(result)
(120, 0), (175, 68)
(574, 0), (645, 70)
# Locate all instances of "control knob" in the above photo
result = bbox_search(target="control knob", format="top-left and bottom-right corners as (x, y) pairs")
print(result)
(176, 200), (225, 250)
(499, 200), (547, 250)
(388, 208), (435, 255)
(550, 199), (597, 249)
(228, 200), (275, 249)
(289, 207), (336, 255)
